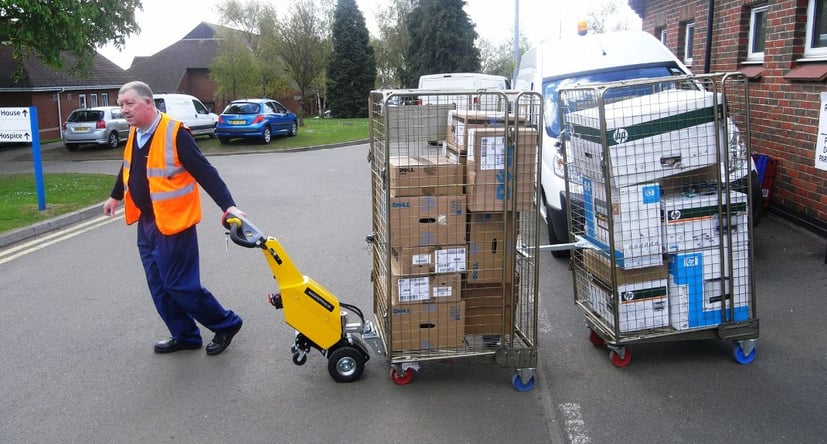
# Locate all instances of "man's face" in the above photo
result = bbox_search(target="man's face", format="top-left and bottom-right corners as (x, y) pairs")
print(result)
(117, 89), (155, 129)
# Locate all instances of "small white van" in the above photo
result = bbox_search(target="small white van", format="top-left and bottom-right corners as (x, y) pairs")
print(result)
(153, 93), (218, 138)
(417, 72), (510, 111)
(516, 30), (759, 256)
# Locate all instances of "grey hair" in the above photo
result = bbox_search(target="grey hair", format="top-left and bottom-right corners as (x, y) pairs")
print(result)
(119, 81), (154, 99)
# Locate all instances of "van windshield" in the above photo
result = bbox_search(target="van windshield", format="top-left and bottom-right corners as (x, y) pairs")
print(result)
(543, 65), (686, 138)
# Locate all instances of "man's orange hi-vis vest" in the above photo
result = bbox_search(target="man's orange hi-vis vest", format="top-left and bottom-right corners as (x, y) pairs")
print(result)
(122, 113), (201, 235)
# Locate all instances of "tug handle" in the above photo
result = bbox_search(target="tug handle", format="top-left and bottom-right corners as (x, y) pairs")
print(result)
(222, 208), (266, 248)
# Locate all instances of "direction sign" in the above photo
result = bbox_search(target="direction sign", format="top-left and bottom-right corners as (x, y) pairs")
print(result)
(0, 107), (34, 142)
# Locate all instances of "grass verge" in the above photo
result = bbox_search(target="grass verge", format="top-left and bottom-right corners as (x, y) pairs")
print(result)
(0, 173), (114, 233)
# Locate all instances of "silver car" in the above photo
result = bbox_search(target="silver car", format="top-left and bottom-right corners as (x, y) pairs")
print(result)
(62, 106), (130, 151)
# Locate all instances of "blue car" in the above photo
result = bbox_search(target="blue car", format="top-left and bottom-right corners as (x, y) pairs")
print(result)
(216, 98), (298, 144)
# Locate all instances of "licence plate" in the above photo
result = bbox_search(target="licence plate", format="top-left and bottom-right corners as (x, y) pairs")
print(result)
(230, 120), (245, 125)
(73, 127), (91, 132)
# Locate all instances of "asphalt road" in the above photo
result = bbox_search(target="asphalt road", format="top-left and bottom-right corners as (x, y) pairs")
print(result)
(1, 142), (826, 443)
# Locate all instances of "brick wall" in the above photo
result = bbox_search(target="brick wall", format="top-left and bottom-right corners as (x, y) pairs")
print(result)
(636, 0), (827, 234)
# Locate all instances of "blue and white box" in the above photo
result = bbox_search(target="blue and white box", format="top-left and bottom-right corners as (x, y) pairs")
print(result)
(668, 245), (750, 330)
(662, 190), (749, 252)
(583, 176), (663, 269)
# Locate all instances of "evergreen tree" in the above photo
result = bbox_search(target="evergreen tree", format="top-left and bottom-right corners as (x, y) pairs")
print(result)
(327, 0), (376, 118)
(402, 0), (480, 88)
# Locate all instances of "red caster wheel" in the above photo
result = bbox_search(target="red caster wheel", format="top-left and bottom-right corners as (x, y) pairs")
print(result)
(610, 348), (632, 368)
(589, 330), (605, 347)
(390, 367), (414, 385)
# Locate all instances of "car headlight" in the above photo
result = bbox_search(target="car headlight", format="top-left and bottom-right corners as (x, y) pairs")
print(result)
(553, 151), (566, 178)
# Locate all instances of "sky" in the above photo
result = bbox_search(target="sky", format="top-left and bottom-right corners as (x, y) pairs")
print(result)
(97, 0), (641, 70)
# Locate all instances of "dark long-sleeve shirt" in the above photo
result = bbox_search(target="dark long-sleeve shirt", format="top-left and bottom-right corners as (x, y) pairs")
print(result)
(109, 127), (236, 216)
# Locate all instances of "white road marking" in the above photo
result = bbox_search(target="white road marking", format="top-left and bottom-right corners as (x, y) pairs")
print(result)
(0, 211), (122, 265)
(558, 402), (591, 444)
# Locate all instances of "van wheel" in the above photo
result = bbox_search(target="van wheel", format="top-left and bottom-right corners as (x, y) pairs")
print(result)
(107, 131), (119, 149)
(260, 126), (272, 144)
(289, 121), (298, 137)
(546, 202), (569, 258)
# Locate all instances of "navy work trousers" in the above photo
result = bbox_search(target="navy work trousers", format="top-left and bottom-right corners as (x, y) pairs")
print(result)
(137, 215), (241, 344)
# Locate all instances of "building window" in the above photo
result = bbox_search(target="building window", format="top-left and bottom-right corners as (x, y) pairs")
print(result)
(101, 93), (109, 106)
(90, 94), (98, 108)
(656, 27), (667, 46)
(747, 5), (768, 61)
(806, 0), (827, 57)
(683, 22), (695, 66)
(79, 94), (87, 109)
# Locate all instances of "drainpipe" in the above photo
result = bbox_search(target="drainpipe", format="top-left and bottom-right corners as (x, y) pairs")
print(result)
(704, 0), (715, 73)
(57, 87), (65, 139)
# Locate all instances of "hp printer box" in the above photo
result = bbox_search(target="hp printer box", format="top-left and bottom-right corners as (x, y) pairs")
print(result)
(568, 89), (719, 187)
(582, 176), (663, 269)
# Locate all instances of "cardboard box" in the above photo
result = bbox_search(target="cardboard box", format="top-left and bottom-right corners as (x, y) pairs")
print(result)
(391, 245), (467, 275)
(580, 249), (670, 333)
(446, 110), (525, 152)
(462, 282), (516, 335)
(390, 195), (466, 247)
(389, 155), (463, 197)
(661, 190), (749, 252)
(582, 176), (663, 269)
(391, 265), (461, 304)
(467, 212), (518, 283)
(386, 103), (454, 144)
(390, 301), (466, 351)
(568, 89), (719, 187)
(465, 128), (537, 212)
(667, 244), (750, 330)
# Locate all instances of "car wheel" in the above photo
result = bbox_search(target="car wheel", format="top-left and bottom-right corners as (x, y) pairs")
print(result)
(219, 137), (230, 145)
(260, 126), (272, 144)
(289, 120), (298, 137)
(107, 131), (119, 149)
(65, 143), (79, 151)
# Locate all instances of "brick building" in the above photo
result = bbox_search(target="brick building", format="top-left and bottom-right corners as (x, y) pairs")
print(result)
(0, 48), (137, 141)
(628, 0), (827, 236)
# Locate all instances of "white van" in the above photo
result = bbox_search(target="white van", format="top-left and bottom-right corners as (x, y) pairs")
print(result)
(417, 72), (510, 111)
(153, 93), (218, 138)
(516, 30), (759, 256)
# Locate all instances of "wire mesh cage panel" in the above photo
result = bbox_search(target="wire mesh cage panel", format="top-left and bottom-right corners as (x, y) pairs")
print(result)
(368, 89), (543, 385)
(558, 73), (758, 365)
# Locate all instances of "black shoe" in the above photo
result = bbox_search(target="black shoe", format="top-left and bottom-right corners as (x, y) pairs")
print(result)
(154, 338), (202, 353)
(206, 321), (243, 356)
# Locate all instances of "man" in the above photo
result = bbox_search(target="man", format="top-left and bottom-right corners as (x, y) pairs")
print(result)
(103, 81), (243, 356)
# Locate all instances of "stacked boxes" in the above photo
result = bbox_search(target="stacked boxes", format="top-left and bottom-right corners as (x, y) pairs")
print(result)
(568, 88), (752, 334)
(581, 249), (669, 333)
(388, 109), (538, 351)
(663, 190), (751, 330)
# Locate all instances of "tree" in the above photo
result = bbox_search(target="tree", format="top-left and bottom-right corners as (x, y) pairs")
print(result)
(372, 0), (414, 88)
(479, 33), (530, 80)
(402, 0), (480, 88)
(327, 0), (376, 118)
(210, 30), (261, 99)
(215, 0), (290, 99)
(586, 0), (633, 33)
(275, 0), (333, 119)
(1, 0), (141, 78)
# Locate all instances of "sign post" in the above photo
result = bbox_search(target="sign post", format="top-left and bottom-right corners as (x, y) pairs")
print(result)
(0, 107), (45, 210)
(817, 92), (827, 172)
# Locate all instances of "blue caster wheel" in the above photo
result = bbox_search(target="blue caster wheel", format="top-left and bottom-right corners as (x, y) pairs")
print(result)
(733, 344), (757, 365)
(512, 373), (535, 392)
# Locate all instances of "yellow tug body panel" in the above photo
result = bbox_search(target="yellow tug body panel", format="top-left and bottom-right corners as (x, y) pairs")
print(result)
(261, 237), (342, 350)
